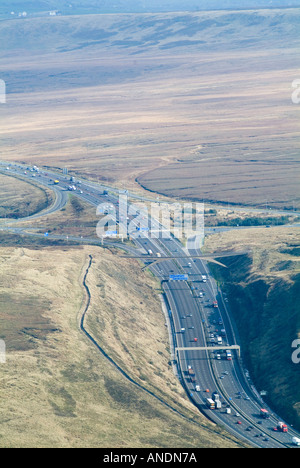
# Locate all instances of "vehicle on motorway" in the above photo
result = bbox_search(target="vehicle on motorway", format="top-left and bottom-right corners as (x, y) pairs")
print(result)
(292, 437), (300, 446)
(202, 275), (207, 283)
(213, 300), (218, 308)
(276, 422), (288, 433)
(195, 385), (201, 392)
(187, 366), (196, 383)
(260, 409), (270, 419)
(226, 350), (232, 361)
(206, 398), (216, 410)
(54, 180), (60, 185)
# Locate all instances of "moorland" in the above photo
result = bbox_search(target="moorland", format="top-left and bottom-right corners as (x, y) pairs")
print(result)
(0, 8), (299, 209)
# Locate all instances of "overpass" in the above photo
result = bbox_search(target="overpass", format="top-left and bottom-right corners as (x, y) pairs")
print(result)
(175, 345), (241, 358)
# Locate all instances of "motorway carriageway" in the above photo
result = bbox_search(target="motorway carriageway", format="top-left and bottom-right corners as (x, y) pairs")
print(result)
(1, 161), (300, 448)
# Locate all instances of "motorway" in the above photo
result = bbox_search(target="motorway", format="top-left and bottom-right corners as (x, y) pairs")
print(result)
(1, 161), (300, 448)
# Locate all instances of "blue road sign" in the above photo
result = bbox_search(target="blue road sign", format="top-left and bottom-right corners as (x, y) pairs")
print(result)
(105, 230), (118, 236)
(169, 274), (189, 281)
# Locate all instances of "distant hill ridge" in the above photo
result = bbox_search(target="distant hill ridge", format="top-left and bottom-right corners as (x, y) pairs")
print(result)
(1, 0), (300, 16)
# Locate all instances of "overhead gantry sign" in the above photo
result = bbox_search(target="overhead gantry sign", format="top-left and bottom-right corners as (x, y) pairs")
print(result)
(175, 345), (241, 358)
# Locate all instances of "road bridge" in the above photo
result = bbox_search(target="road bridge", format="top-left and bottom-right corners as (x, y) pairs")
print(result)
(175, 345), (241, 358)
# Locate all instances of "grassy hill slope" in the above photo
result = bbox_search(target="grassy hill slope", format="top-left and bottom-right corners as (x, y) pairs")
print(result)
(0, 244), (243, 447)
(205, 227), (300, 429)
(1, 0), (300, 16)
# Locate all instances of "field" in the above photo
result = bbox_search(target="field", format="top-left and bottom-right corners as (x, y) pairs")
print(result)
(0, 244), (244, 448)
(0, 9), (299, 208)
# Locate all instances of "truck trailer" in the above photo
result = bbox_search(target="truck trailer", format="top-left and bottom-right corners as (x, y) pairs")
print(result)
(206, 398), (215, 410)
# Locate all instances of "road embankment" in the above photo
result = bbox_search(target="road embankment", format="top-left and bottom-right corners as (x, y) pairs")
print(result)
(209, 254), (300, 431)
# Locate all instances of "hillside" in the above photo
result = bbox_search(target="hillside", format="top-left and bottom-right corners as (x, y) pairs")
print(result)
(0, 244), (243, 448)
(205, 226), (300, 430)
(0, 9), (299, 209)
(1, 9), (300, 58)
(1, 0), (300, 16)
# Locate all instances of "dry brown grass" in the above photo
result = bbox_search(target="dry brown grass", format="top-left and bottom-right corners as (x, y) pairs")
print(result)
(204, 225), (300, 282)
(0, 173), (52, 219)
(0, 245), (243, 448)
(0, 10), (299, 208)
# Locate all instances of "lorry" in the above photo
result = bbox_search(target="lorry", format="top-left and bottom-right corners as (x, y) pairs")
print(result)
(187, 366), (196, 382)
(226, 350), (232, 361)
(206, 398), (215, 410)
(215, 400), (222, 409)
(213, 300), (218, 308)
(260, 409), (270, 419)
(202, 275), (207, 283)
(292, 437), (300, 446)
(277, 422), (288, 433)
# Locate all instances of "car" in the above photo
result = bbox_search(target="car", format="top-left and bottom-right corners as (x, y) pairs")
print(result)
(237, 421), (242, 425)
